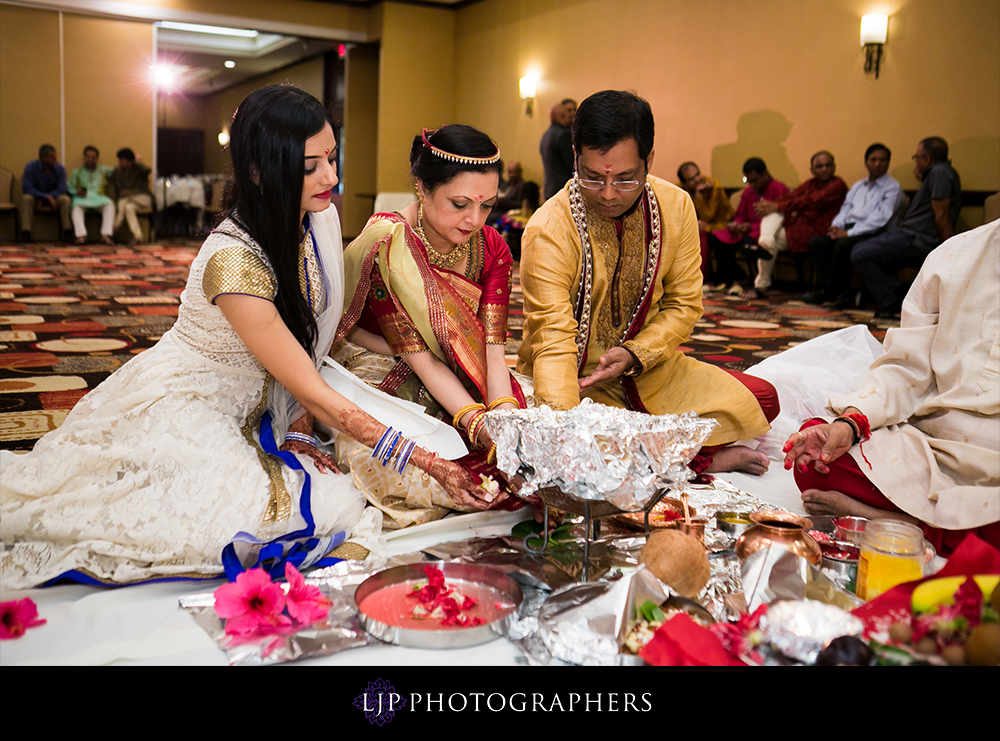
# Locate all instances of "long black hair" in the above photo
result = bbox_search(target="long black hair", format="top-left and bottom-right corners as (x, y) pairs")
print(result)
(224, 85), (334, 355)
(409, 125), (503, 191)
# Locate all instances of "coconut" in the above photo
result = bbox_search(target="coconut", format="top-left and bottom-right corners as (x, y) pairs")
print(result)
(965, 623), (1000, 666)
(639, 529), (711, 598)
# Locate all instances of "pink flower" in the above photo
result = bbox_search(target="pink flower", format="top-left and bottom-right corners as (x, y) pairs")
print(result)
(710, 604), (768, 657)
(283, 562), (332, 626)
(214, 568), (291, 637)
(953, 576), (984, 628)
(0, 598), (46, 640)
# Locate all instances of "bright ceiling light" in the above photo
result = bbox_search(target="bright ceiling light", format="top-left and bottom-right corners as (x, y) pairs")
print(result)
(151, 64), (180, 91)
(224, 60), (236, 69)
(157, 21), (258, 38)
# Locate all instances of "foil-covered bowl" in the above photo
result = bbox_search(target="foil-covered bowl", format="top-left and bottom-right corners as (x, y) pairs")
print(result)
(485, 400), (718, 512)
(760, 599), (865, 664)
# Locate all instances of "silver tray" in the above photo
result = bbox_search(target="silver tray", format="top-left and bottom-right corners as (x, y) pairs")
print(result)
(354, 562), (524, 650)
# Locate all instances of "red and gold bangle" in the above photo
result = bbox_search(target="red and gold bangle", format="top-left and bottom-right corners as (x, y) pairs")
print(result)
(453, 402), (486, 430)
(465, 410), (488, 449)
(487, 396), (519, 411)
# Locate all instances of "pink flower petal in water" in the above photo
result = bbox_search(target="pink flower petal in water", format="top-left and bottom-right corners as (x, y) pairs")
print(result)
(284, 562), (332, 626)
(0, 598), (46, 640)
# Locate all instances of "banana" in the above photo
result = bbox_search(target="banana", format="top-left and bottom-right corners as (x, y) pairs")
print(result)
(911, 574), (999, 614)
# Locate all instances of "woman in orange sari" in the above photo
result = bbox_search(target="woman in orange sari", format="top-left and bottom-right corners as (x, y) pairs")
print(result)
(330, 125), (527, 528)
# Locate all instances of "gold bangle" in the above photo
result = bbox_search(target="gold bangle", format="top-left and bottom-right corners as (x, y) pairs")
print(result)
(453, 402), (486, 429)
(487, 443), (497, 465)
(466, 410), (488, 449)
(487, 396), (519, 411)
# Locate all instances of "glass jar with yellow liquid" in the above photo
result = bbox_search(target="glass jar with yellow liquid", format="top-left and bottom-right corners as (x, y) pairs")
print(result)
(856, 519), (925, 600)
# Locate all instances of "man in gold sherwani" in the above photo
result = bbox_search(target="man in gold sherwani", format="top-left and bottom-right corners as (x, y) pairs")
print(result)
(518, 90), (778, 475)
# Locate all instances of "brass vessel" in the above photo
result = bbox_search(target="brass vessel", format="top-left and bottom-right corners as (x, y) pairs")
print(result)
(735, 510), (822, 566)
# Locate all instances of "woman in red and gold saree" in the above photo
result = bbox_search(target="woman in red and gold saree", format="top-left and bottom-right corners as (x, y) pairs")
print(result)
(329, 125), (528, 529)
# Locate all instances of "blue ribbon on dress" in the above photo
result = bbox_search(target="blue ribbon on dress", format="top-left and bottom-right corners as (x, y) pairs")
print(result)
(220, 410), (348, 581)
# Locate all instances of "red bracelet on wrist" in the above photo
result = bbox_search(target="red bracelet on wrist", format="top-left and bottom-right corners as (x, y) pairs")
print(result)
(845, 412), (871, 442)
(835, 412), (872, 469)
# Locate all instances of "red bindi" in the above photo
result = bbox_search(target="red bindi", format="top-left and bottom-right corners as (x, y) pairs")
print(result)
(604, 164), (612, 174)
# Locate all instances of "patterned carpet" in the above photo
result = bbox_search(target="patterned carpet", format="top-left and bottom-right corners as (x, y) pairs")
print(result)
(1, 240), (899, 451)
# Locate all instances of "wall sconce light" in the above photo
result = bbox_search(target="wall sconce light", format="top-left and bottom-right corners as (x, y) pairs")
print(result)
(519, 75), (537, 116)
(860, 14), (888, 79)
(218, 130), (230, 147)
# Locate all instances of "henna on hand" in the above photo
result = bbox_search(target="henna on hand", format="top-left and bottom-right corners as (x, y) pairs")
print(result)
(288, 412), (315, 436)
(429, 458), (494, 510)
(279, 439), (342, 474)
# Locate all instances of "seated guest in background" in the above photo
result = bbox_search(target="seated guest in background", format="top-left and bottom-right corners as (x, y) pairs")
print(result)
(707, 157), (789, 295)
(68, 145), (115, 245)
(677, 161), (734, 289)
(497, 180), (541, 260)
(804, 143), (904, 307)
(488, 160), (526, 226)
(107, 147), (152, 245)
(746, 151), (847, 299)
(540, 98), (576, 200)
(784, 221), (999, 557)
(520, 90), (779, 476)
(19, 144), (72, 242)
(852, 136), (961, 317)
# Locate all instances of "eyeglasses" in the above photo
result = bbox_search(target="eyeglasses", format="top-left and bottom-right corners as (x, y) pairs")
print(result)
(576, 177), (643, 192)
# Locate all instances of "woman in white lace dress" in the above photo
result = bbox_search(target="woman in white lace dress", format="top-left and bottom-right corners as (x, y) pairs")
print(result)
(0, 86), (490, 588)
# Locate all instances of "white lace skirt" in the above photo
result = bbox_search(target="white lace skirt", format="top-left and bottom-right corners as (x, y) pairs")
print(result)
(0, 332), (382, 589)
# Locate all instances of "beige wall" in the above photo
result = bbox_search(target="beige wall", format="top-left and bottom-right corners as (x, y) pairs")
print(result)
(4, 0), (997, 234)
(375, 2), (455, 193)
(64, 15), (155, 173)
(342, 44), (380, 237)
(0, 6), (153, 189)
(0, 5), (62, 184)
(454, 0), (1000, 193)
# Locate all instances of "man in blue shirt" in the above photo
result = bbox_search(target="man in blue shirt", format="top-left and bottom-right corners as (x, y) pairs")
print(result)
(19, 144), (72, 242)
(852, 137), (961, 317)
(803, 143), (904, 307)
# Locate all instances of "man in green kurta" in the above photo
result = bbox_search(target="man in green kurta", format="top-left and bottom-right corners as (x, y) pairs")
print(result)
(517, 90), (779, 475)
(68, 145), (115, 245)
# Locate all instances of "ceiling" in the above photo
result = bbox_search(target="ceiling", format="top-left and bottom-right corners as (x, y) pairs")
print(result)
(152, 0), (477, 96)
(155, 23), (342, 97)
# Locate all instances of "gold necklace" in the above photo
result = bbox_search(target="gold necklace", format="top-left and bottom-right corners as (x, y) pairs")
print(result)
(417, 204), (470, 268)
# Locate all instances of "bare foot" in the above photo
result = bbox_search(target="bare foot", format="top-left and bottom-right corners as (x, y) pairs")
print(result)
(706, 445), (770, 476)
(74, 236), (86, 245)
(101, 235), (114, 245)
(800, 489), (920, 525)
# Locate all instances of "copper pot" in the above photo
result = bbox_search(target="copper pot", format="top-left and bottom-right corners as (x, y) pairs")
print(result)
(735, 510), (822, 566)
